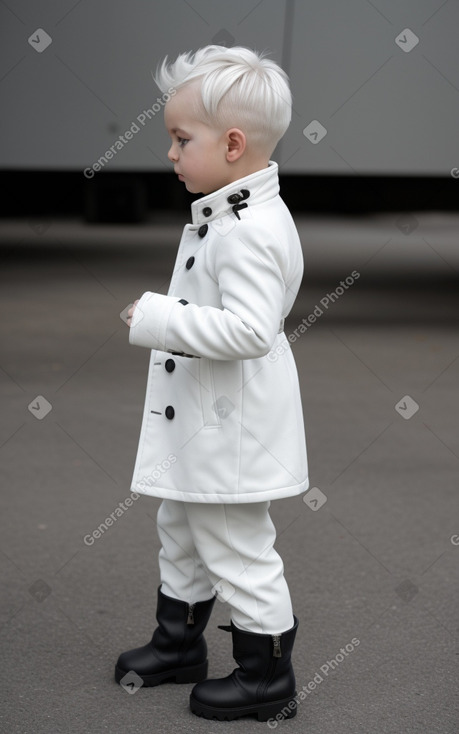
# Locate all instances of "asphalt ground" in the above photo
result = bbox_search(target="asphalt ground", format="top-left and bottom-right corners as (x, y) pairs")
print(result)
(1, 212), (458, 733)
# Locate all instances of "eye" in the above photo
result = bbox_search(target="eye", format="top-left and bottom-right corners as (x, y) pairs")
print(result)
(177, 137), (189, 148)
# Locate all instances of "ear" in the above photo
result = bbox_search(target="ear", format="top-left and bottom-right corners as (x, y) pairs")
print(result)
(225, 128), (246, 162)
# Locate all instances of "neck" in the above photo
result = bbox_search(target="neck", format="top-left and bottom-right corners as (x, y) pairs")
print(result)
(224, 155), (270, 187)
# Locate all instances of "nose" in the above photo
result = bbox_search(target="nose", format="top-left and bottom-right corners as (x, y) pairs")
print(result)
(168, 143), (178, 163)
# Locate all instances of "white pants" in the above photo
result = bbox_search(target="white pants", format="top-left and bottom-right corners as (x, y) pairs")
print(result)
(157, 499), (294, 634)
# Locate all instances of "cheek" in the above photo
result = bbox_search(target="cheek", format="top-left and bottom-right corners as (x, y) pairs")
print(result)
(186, 152), (207, 175)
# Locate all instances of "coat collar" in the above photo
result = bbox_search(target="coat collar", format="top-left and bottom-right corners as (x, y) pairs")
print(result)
(190, 160), (280, 226)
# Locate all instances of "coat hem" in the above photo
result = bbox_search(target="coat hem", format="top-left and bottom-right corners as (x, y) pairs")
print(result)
(130, 479), (309, 504)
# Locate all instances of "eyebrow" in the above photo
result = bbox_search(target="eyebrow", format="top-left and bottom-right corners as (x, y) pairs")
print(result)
(170, 127), (190, 136)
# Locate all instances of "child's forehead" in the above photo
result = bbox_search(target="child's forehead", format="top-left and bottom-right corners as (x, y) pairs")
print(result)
(165, 83), (202, 125)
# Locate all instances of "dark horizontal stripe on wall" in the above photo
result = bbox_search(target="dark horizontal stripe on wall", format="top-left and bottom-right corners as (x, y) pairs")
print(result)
(0, 170), (457, 221)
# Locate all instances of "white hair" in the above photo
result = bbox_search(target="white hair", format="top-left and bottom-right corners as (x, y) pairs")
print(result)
(154, 45), (292, 155)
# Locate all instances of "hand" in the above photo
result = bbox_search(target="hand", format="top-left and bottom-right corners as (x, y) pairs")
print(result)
(126, 299), (140, 325)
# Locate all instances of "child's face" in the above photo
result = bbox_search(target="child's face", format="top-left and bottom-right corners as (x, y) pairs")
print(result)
(164, 84), (230, 195)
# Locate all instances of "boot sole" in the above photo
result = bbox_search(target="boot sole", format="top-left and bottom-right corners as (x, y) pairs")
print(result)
(115, 660), (208, 687)
(189, 691), (298, 722)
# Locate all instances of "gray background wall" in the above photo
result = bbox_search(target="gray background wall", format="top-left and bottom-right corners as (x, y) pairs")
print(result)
(0, 0), (458, 175)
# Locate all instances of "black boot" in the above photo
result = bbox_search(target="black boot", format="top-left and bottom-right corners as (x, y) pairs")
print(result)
(115, 585), (215, 687)
(190, 616), (299, 721)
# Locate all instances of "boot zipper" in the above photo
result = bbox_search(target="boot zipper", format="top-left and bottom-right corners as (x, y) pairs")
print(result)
(259, 634), (282, 701)
(187, 603), (195, 625)
(272, 634), (282, 658)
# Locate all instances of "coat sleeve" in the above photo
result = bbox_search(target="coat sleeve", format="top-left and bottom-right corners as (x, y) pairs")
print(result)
(128, 222), (287, 361)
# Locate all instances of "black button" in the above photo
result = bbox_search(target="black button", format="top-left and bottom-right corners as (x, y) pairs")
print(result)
(198, 224), (208, 237)
(186, 256), (195, 270)
(227, 193), (240, 204)
(178, 299), (188, 305)
(165, 359), (175, 373)
(203, 207), (212, 217)
(165, 405), (175, 420)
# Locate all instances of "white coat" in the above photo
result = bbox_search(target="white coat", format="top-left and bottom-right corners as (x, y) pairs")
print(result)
(128, 161), (309, 503)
